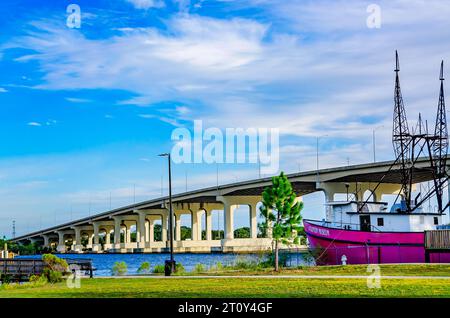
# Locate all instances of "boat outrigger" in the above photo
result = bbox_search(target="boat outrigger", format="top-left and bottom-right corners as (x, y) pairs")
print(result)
(304, 52), (450, 265)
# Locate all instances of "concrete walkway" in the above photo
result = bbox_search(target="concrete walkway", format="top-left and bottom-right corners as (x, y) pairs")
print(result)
(90, 275), (450, 280)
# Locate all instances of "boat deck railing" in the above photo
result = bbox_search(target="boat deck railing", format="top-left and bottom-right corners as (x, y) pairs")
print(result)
(305, 219), (382, 232)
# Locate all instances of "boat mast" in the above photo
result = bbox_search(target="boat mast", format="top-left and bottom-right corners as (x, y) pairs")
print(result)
(359, 52), (449, 214)
(392, 51), (413, 212)
(432, 61), (449, 213)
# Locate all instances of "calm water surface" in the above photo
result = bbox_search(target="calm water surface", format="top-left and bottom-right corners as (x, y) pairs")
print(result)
(18, 253), (309, 276)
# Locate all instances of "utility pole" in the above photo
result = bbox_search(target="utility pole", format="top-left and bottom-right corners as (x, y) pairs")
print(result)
(258, 160), (261, 178)
(372, 129), (376, 163)
(316, 135), (328, 183)
(159, 153), (175, 275)
(216, 163), (219, 189)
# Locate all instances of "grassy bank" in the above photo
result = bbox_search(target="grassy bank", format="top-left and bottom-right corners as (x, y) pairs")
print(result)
(0, 276), (449, 298)
(190, 264), (450, 277)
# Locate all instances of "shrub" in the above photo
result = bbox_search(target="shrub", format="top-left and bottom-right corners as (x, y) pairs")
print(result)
(175, 262), (185, 273)
(111, 261), (128, 276)
(214, 262), (223, 271)
(42, 254), (68, 272)
(0, 274), (13, 284)
(29, 275), (48, 286)
(42, 254), (68, 283)
(194, 263), (206, 273)
(257, 251), (288, 269)
(152, 264), (165, 274)
(232, 257), (259, 270)
(137, 262), (151, 274)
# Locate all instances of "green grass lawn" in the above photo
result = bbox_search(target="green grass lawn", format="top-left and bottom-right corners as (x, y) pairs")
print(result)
(193, 264), (450, 277)
(0, 277), (449, 298)
(0, 264), (449, 298)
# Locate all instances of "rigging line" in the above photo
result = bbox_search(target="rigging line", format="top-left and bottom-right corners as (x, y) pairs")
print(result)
(357, 154), (402, 212)
(412, 176), (449, 212)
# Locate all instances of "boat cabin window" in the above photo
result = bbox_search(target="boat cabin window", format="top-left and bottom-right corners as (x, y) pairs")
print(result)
(434, 217), (439, 225)
(377, 218), (384, 226)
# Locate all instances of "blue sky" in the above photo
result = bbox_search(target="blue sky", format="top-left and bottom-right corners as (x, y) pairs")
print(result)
(1, 0), (450, 237)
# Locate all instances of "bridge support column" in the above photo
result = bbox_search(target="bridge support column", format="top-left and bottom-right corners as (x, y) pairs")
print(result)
(113, 217), (121, 248)
(206, 210), (212, 241)
(249, 202), (258, 239)
(124, 221), (133, 244)
(162, 213), (168, 242)
(104, 226), (114, 251)
(216, 196), (238, 240)
(224, 202), (235, 240)
(56, 231), (66, 253)
(87, 232), (94, 249)
(72, 227), (82, 252)
(149, 218), (155, 243)
(42, 234), (52, 249)
(28, 237), (43, 247)
(175, 213), (181, 241)
(145, 220), (150, 242)
(136, 211), (147, 249)
(105, 228), (111, 245)
(92, 222), (101, 252)
(192, 210), (200, 241)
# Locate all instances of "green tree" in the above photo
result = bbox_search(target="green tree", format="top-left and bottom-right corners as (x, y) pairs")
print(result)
(154, 224), (162, 241)
(234, 227), (250, 238)
(260, 172), (303, 271)
(180, 226), (192, 240)
(211, 230), (224, 240)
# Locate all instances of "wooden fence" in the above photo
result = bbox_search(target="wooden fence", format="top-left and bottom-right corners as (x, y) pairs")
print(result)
(0, 258), (94, 282)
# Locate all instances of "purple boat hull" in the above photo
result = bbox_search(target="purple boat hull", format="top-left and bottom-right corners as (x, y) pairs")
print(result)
(304, 220), (450, 265)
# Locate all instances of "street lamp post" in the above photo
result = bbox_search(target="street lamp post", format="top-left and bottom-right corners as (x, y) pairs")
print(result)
(316, 135), (328, 183)
(372, 125), (384, 163)
(159, 153), (175, 275)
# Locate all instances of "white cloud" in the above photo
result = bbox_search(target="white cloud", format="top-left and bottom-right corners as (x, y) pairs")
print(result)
(138, 114), (155, 119)
(0, 87), (7, 93)
(27, 122), (42, 127)
(6, 0), (450, 173)
(65, 97), (92, 103)
(126, 0), (165, 9)
(176, 105), (190, 115)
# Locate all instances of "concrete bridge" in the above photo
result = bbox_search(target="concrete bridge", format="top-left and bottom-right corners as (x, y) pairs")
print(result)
(11, 157), (447, 253)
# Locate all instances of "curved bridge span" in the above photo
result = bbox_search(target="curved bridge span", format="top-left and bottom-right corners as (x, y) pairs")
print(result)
(11, 157), (447, 254)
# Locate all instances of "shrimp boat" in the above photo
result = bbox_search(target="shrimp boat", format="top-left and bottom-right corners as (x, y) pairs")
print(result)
(304, 52), (450, 265)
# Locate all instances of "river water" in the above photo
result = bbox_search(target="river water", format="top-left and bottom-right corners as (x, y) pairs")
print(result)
(17, 252), (309, 276)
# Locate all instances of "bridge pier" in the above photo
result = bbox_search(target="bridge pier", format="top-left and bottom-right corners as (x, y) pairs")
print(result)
(21, 194), (304, 254)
